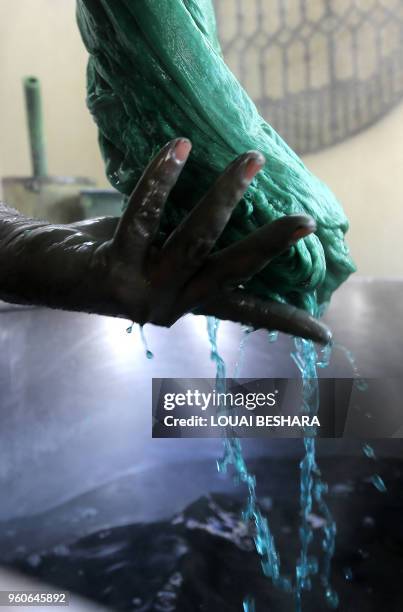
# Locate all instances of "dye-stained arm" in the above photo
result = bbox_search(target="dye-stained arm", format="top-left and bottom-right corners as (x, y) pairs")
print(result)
(0, 139), (331, 344)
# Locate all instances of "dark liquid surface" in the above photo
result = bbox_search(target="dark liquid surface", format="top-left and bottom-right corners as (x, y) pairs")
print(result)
(3, 456), (403, 612)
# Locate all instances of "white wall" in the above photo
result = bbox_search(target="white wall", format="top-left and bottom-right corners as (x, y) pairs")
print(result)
(304, 103), (403, 277)
(0, 0), (106, 186)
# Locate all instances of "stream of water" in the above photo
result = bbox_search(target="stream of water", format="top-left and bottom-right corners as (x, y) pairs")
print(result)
(207, 315), (338, 611)
(135, 312), (373, 611)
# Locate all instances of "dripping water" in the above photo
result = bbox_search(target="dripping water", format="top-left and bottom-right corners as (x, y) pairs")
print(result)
(334, 343), (385, 492)
(233, 326), (252, 379)
(126, 323), (154, 359)
(334, 343), (367, 391)
(370, 474), (387, 493)
(362, 444), (387, 493)
(207, 304), (339, 611)
(207, 317), (290, 612)
(243, 595), (256, 612)
(292, 337), (338, 610)
(363, 444), (376, 460)
(139, 325), (154, 360)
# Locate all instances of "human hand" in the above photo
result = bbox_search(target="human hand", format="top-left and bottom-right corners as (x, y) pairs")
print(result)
(0, 138), (330, 344)
(75, 138), (331, 344)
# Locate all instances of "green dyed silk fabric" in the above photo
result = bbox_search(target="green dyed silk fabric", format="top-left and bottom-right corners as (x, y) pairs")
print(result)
(76, 0), (356, 310)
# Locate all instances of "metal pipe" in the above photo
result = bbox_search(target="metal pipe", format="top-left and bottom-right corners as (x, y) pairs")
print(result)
(23, 76), (48, 178)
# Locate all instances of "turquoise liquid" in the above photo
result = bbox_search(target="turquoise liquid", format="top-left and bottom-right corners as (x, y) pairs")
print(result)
(207, 316), (338, 611)
(292, 337), (338, 610)
(127, 324), (154, 360)
(125, 312), (378, 610)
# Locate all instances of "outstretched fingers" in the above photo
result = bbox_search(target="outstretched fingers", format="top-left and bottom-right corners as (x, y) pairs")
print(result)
(153, 150), (265, 288)
(201, 291), (332, 345)
(181, 215), (316, 307)
(112, 138), (191, 264)
(212, 214), (316, 285)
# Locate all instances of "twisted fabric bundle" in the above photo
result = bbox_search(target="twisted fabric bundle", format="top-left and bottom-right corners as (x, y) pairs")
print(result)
(76, 0), (356, 310)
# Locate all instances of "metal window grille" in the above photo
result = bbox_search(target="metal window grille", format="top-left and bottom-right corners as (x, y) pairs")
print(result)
(213, 0), (403, 153)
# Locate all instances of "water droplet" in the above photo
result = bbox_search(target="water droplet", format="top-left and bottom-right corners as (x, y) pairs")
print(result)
(334, 343), (367, 392)
(139, 325), (154, 359)
(325, 587), (339, 608)
(362, 444), (376, 459)
(355, 378), (368, 392)
(317, 341), (332, 368)
(267, 330), (279, 343)
(234, 326), (252, 378)
(132, 598), (142, 607)
(344, 566), (353, 581)
(243, 596), (256, 612)
(169, 572), (183, 588)
(307, 556), (319, 574)
(370, 474), (387, 493)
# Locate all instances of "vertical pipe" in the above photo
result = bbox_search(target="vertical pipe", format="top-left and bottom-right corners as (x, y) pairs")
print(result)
(23, 76), (48, 178)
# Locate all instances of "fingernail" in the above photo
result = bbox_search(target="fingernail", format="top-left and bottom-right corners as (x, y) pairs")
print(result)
(317, 323), (333, 346)
(244, 152), (265, 181)
(174, 139), (192, 162)
(292, 227), (313, 241)
(303, 316), (332, 346)
(291, 221), (316, 242)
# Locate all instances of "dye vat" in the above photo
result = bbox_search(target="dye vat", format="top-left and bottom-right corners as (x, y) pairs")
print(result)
(0, 278), (401, 611)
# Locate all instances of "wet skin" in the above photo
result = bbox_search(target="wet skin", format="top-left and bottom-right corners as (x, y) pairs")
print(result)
(0, 139), (331, 344)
